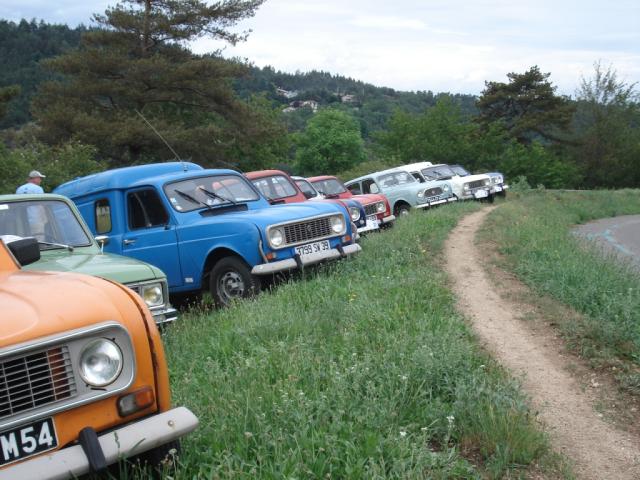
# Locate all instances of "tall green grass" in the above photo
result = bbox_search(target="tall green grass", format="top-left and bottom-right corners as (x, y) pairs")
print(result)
(482, 190), (640, 377)
(162, 202), (550, 479)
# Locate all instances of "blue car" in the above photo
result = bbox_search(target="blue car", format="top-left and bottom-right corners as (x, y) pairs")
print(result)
(54, 162), (361, 306)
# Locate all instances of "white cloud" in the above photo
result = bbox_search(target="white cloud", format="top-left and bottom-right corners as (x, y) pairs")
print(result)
(350, 15), (426, 30)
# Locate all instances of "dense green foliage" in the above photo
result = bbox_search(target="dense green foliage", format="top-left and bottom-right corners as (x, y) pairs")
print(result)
(571, 63), (640, 188)
(295, 109), (366, 175)
(161, 203), (554, 479)
(0, 141), (105, 194)
(0, 20), (84, 129)
(476, 66), (575, 145)
(483, 190), (640, 391)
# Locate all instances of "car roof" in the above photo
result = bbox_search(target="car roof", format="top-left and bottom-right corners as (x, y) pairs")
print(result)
(307, 175), (338, 183)
(347, 167), (412, 185)
(54, 162), (244, 197)
(245, 169), (290, 180)
(399, 161), (434, 171)
(0, 193), (73, 203)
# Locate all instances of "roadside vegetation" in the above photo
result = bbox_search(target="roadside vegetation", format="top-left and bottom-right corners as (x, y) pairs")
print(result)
(482, 190), (640, 392)
(158, 202), (558, 479)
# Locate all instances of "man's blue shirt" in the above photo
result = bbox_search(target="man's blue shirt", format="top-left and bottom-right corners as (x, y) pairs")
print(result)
(16, 183), (44, 194)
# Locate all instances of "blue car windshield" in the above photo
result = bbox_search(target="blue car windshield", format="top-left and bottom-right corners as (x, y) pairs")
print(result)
(164, 174), (259, 212)
(0, 200), (91, 248)
(376, 171), (416, 189)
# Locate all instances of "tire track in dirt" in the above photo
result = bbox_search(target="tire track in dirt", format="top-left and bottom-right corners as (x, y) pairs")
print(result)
(444, 207), (640, 480)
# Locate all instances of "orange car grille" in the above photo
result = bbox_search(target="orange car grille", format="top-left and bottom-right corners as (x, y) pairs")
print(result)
(283, 217), (333, 245)
(0, 346), (76, 420)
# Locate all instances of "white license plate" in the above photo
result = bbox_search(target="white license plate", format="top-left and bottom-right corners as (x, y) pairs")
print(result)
(366, 215), (379, 227)
(295, 240), (331, 257)
(474, 189), (489, 199)
(0, 417), (58, 466)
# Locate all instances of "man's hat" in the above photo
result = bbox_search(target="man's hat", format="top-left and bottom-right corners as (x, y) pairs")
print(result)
(28, 170), (46, 178)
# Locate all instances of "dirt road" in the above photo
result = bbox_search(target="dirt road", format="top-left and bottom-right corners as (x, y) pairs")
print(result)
(444, 207), (640, 480)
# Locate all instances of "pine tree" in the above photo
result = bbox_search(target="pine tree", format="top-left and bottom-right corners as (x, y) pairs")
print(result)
(32, 0), (284, 169)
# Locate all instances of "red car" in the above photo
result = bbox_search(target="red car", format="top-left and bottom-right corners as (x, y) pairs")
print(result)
(245, 170), (378, 234)
(307, 175), (395, 228)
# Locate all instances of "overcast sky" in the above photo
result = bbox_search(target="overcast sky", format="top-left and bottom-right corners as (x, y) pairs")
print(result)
(2, 0), (638, 95)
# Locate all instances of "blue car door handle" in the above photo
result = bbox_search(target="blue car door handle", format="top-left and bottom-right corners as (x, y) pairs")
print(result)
(123, 238), (136, 245)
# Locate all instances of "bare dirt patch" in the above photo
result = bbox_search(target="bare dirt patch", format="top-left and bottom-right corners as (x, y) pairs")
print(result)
(445, 207), (640, 480)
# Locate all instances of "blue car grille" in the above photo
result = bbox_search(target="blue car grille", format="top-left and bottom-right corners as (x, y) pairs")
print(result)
(283, 217), (333, 245)
(424, 187), (443, 197)
(0, 346), (76, 421)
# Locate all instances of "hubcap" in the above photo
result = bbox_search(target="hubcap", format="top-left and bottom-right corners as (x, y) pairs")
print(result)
(399, 208), (410, 216)
(219, 270), (246, 303)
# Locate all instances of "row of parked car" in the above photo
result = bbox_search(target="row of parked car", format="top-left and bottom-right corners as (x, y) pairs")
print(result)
(0, 160), (507, 478)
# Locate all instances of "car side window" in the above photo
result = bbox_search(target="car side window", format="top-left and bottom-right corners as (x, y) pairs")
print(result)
(411, 172), (424, 183)
(348, 183), (362, 195)
(95, 199), (112, 234)
(362, 179), (379, 194)
(127, 189), (169, 230)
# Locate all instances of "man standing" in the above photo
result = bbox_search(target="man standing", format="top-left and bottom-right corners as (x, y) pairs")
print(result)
(16, 170), (46, 194)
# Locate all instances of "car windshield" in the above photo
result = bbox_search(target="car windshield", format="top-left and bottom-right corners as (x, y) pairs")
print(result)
(0, 200), (91, 248)
(376, 171), (416, 189)
(421, 166), (455, 181)
(295, 179), (318, 197)
(450, 165), (471, 177)
(310, 178), (347, 195)
(251, 175), (298, 201)
(164, 174), (259, 212)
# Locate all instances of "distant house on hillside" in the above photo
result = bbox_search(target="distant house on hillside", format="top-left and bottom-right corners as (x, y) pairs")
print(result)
(282, 100), (319, 113)
(341, 94), (357, 103)
(276, 87), (298, 99)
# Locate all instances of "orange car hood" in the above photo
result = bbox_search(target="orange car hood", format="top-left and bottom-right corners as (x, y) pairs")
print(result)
(0, 269), (131, 347)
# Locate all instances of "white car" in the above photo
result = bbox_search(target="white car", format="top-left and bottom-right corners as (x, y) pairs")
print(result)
(398, 162), (494, 201)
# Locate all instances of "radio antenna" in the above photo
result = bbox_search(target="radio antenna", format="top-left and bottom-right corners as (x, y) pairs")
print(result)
(135, 109), (187, 172)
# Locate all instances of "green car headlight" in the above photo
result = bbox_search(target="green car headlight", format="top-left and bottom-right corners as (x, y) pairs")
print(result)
(269, 227), (285, 248)
(141, 283), (164, 308)
(79, 338), (123, 387)
(443, 184), (450, 192)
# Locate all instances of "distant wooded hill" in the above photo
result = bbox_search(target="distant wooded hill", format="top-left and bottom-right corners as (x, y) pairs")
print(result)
(0, 19), (477, 136)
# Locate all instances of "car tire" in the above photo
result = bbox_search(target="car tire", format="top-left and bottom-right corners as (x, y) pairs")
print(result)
(487, 193), (495, 204)
(209, 256), (260, 307)
(395, 204), (411, 217)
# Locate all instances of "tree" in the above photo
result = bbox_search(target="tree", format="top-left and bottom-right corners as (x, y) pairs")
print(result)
(374, 97), (475, 166)
(295, 109), (366, 175)
(0, 85), (20, 120)
(476, 66), (575, 145)
(572, 62), (640, 188)
(32, 0), (270, 169)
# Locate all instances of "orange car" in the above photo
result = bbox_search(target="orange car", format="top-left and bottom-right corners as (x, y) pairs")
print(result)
(0, 238), (198, 478)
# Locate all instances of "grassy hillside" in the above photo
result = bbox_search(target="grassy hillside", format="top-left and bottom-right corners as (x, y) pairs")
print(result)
(482, 190), (640, 392)
(159, 202), (558, 479)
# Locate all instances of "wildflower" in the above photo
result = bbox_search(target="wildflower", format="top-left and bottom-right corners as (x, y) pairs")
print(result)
(446, 415), (455, 425)
(244, 431), (253, 439)
(400, 431), (407, 437)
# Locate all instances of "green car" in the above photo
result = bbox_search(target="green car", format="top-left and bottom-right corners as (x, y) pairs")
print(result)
(0, 193), (177, 324)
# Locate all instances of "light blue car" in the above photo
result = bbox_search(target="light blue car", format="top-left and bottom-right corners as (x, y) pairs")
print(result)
(345, 168), (456, 217)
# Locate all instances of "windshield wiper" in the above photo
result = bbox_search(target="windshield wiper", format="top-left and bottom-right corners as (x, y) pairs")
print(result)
(174, 189), (212, 210)
(38, 241), (74, 252)
(198, 187), (238, 206)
